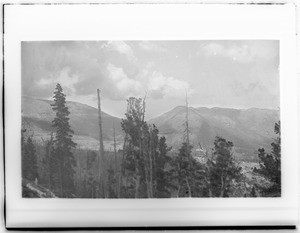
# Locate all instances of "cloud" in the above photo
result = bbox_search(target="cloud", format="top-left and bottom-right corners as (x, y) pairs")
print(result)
(200, 41), (278, 64)
(22, 41), (279, 115)
(201, 43), (224, 56)
(105, 63), (143, 99)
(201, 43), (253, 63)
(139, 41), (167, 53)
(147, 71), (192, 99)
(101, 41), (136, 62)
(36, 67), (79, 96)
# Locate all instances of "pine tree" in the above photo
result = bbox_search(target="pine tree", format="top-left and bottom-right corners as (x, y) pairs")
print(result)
(121, 97), (148, 198)
(207, 136), (242, 197)
(154, 136), (172, 198)
(51, 83), (77, 198)
(21, 131), (38, 182)
(42, 134), (54, 190)
(174, 142), (206, 197)
(254, 121), (281, 197)
(121, 97), (172, 198)
(173, 91), (207, 197)
(176, 142), (193, 197)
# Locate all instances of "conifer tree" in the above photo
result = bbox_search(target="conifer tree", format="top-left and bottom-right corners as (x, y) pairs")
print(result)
(21, 131), (38, 182)
(175, 143), (206, 197)
(154, 136), (172, 198)
(43, 134), (54, 190)
(207, 136), (242, 197)
(254, 121), (281, 196)
(173, 91), (207, 197)
(121, 97), (172, 198)
(51, 83), (77, 198)
(176, 142), (193, 197)
(121, 97), (148, 198)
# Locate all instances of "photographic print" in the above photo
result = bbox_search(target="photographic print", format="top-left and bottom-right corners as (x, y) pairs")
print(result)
(21, 40), (280, 199)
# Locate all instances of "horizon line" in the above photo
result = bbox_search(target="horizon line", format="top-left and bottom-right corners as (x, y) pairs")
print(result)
(22, 95), (280, 120)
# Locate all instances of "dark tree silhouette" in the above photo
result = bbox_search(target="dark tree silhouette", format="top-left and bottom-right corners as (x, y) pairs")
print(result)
(121, 97), (173, 198)
(21, 130), (38, 182)
(207, 136), (242, 197)
(43, 133), (54, 190)
(254, 121), (281, 197)
(155, 136), (172, 198)
(51, 83), (77, 198)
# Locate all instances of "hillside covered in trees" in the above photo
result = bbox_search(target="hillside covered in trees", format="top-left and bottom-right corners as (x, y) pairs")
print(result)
(21, 84), (281, 198)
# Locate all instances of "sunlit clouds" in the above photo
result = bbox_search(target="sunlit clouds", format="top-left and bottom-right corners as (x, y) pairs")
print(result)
(22, 40), (279, 118)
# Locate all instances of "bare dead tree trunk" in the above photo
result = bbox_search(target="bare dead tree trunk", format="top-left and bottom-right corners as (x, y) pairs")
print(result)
(185, 91), (192, 198)
(97, 89), (105, 159)
(141, 94), (152, 198)
(113, 123), (118, 196)
(142, 92), (147, 122)
(185, 91), (190, 147)
(97, 89), (105, 198)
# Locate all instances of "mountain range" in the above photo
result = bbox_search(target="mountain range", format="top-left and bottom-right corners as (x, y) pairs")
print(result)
(149, 105), (279, 160)
(22, 96), (279, 160)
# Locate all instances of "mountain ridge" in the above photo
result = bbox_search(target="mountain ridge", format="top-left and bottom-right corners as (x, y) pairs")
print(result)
(22, 96), (279, 160)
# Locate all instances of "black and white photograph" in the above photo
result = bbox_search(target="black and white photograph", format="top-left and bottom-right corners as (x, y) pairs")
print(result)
(21, 40), (281, 199)
(4, 3), (299, 229)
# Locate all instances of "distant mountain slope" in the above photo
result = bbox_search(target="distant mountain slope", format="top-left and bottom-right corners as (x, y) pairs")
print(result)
(22, 96), (123, 150)
(22, 96), (279, 159)
(149, 106), (279, 160)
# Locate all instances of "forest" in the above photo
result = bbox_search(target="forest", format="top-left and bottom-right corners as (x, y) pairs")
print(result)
(21, 83), (281, 198)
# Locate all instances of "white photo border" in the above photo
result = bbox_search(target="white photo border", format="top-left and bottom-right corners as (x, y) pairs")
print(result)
(4, 3), (298, 228)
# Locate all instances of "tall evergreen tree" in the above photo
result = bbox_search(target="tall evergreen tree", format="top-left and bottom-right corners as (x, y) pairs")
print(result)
(175, 142), (193, 197)
(121, 97), (172, 198)
(206, 136), (242, 197)
(51, 83), (77, 198)
(175, 143), (206, 197)
(173, 91), (207, 197)
(42, 134), (54, 190)
(154, 136), (172, 198)
(121, 97), (152, 198)
(254, 121), (281, 197)
(21, 131), (38, 182)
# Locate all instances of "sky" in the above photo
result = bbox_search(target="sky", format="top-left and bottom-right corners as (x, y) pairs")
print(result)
(22, 40), (279, 119)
